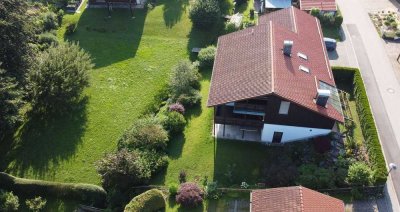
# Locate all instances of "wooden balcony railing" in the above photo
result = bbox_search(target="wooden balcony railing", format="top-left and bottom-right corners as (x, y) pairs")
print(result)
(214, 116), (264, 128)
(234, 103), (265, 112)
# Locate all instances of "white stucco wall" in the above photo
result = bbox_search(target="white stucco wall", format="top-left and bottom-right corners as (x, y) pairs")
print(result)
(261, 124), (331, 143)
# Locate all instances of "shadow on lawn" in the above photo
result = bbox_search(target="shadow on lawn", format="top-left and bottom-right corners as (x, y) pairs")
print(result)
(186, 24), (222, 61)
(65, 8), (147, 68)
(4, 98), (88, 179)
(161, 0), (189, 28)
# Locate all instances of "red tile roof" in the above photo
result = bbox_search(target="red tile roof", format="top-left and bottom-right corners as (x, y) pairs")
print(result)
(300, 0), (337, 11)
(250, 186), (345, 212)
(207, 7), (344, 122)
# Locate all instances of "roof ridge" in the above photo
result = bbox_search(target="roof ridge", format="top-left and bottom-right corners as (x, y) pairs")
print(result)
(270, 21), (275, 93)
(299, 186), (304, 212)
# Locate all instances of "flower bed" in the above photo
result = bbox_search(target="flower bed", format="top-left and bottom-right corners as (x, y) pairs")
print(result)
(369, 10), (400, 40)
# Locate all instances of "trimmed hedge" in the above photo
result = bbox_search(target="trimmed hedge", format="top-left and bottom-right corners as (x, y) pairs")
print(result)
(332, 67), (387, 185)
(0, 172), (107, 207)
(124, 189), (165, 212)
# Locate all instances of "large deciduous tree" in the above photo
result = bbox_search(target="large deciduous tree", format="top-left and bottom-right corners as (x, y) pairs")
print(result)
(27, 42), (93, 114)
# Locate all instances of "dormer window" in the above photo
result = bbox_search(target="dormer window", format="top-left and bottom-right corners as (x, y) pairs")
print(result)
(299, 65), (310, 73)
(297, 52), (308, 60)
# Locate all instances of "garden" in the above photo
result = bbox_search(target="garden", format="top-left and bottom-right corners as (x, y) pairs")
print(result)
(0, 0), (386, 211)
(369, 9), (400, 40)
(310, 8), (344, 41)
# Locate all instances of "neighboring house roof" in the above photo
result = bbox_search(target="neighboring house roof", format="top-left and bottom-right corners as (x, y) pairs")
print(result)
(300, 0), (337, 11)
(207, 7), (344, 122)
(250, 186), (345, 212)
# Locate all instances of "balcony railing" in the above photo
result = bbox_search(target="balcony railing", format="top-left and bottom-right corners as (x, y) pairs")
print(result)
(234, 103), (265, 112)
(214, 116), (264, 128)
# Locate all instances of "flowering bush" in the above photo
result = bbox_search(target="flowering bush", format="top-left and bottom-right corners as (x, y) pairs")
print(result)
(176, 183), (204, 208)
(169, 103), (185, 114)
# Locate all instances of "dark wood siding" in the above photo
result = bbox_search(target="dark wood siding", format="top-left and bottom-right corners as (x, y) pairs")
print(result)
(264, 95), (335, 129)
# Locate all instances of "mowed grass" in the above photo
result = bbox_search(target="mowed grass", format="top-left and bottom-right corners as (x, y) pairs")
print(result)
(4, 1), (195, 184)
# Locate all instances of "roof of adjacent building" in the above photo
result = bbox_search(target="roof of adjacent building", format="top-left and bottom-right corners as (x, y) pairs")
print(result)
(300, 0), (337, 11)
(207, 7), (344, 122)
(250, 186), (345, 212)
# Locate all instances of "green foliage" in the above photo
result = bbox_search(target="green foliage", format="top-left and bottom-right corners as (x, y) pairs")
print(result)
(28, 42), (93, 114)
(198, 46), (216, 68)
(37, 32), (59, 50)
(56, 9), (64, 25)
(204, 181), (219, 199)
(189, 0), (221, 29)
(332, 67), (387, 184)
(168, 184), (178, 196)
(169, 60), (202, 106)
(346, 162), (373, 186)
(159, 111), (186, 135)
(0, 69), (24, 140)
(65, 22), (77, 35)
(118, 117), (169, 151)
(96, 149), (168, 189)
(25, 196), (47, 212)
(0, 0), (33, 76)
(235, 0), (248, 6)
(0, 190), (19, 211)
(124, 189), (165, 212)
(40, 12), (59, 32)
(334, 11), (343, 28)
(310, 8), (320, 17)
(224, 22), (239, 34)
(297, 164), (335, 189)
(0, 172), (106, 207)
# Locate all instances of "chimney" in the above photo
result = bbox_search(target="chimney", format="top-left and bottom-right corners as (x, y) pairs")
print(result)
(283, 40), (293, 56)
(315, 89), (331, 107)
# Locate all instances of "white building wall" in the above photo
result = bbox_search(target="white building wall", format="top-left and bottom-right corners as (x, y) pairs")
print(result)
(261, 124), (331, 143)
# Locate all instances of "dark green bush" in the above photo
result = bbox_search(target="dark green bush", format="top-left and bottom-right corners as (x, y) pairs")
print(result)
(118, 117), (169, 151)
(0, 172), (106, 207)
(346, 162), (373, 186)
(310, 8), (320, 17)
(189, 0), (221, 29)
(124, 189), (165, 212)
(56, 9), (64, 25)
(198, 46), (216, 68)
(334, 11), (343, 28)
(296, 164), (335, 189)
(168, 184), (178, 196)
(332, 67), (387, 185)
(41, 12), (59, 31)
(160, 111), (186, 135)
(37, 32), (59, 50)
(25, 196), (47, 211)
(96, 149), (167, 189)
(224, 22), (239, 34)
(235, 0), (248, 6)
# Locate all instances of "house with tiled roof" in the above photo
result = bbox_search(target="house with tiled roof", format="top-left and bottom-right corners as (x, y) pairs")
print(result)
(250, 186), (345, 212)
(299, 0), (337, 13)
(207, 7), (344, 143)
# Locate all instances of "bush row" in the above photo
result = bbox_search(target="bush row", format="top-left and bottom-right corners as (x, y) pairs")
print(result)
(310, 8), (343, 28)
(0, 172), (107, 207)
(332, 67), (387, 185)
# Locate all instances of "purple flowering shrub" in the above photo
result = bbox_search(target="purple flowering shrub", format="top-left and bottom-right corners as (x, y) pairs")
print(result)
(169, 103), (185, 114)
(175, 182), (204, 208)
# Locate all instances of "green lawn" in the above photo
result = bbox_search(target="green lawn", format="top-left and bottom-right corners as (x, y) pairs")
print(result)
(3, 0), (215, 184)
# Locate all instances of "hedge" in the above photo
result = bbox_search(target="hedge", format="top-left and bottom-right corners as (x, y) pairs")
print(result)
(124, 189), (165, 212)
(332, 67), (387, 185)
(0, 172), (107, 207)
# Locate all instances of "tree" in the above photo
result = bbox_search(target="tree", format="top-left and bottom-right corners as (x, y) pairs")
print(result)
(27, 42), (93, 114)
(0, 68), (24, 140)
(0, 190), (20, 211)
(189, 0), (221, 29)
(0, 0), (34, 78)
(169, 60), (201, 106)
(198, 46), (216, 68)
(25, 197), (46, 212)
(346, 162), (373, 186)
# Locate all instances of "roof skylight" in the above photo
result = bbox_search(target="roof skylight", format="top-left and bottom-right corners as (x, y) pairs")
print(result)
(297, 52), (308, 60)
(299, 65), (310, 73)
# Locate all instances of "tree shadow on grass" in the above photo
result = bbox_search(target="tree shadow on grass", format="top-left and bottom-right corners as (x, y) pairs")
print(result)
(65, 8), (147, 69)
(4, 98), (88, 179)
(187, 24), (223, 61)
(161, 0), (189, 28)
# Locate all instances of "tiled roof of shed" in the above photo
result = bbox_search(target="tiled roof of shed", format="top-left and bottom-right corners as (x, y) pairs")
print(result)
(300, 0), (337, 11)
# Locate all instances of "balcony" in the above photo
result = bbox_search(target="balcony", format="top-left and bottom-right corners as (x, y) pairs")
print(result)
(233, 102), (266, 112)
(214, 116), (264, 128)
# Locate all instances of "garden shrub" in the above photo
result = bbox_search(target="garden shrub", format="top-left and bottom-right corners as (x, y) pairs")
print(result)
(296, 164), (335, 189)
(332, 67), (387, 185)
(334, 10), (344, 28)
(0, 190), (19, 211)
(96, 149), (167, 189)
(65, 22), (77, 35)
(160, 111), (186, 135)
(41, 12), (59, 31)
(124, 189), (165, 212)
(56, 9), (64, 25)
(346, 162), (373, 186)
(37, 32), (59, 50)
(235, 0), (248, 6)
(189, 0), (221, 29)
(0, 172), (106, 207)
(310, 8), (320, 17)
(118, 117), (169, 151)
(25, 196), (46, 212)
(179, 170), (187, 183)
(28, 42), (93, 114)
(169, 60), (201, 106)
(204, 181), (219, 199)
(198, 46), (216, 68)
(169, 103), (185, 114)
(168, 184), (178, 196)
(176, 183), (204, 208)
(263, 158), (298, 187)
(225, 22), (239, 33)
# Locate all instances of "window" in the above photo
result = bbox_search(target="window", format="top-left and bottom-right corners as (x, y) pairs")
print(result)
(279, 101), (290, 115)
(299, 65), (310, 73)
(297, 52), (308, 60)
